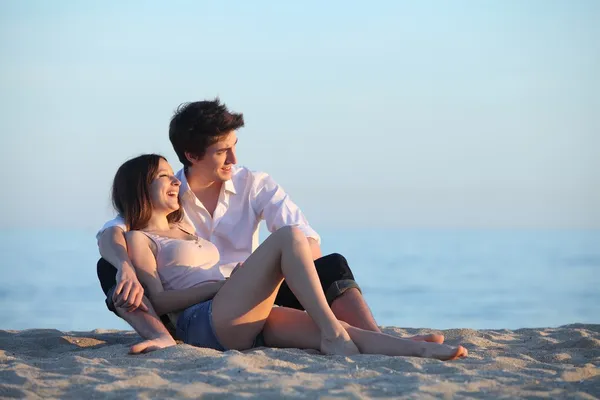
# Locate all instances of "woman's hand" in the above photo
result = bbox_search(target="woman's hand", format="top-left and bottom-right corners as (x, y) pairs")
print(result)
(114, 263), (149, 312)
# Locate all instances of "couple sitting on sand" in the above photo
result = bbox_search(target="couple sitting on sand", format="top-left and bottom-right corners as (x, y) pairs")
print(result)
(96, 98), (468, 360)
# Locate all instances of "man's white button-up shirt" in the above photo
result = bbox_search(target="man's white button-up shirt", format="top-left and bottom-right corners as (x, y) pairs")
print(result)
(98, 166), (320, 276)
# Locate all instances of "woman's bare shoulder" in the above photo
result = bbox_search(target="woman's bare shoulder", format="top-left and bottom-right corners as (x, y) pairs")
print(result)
(125, 230), (158, 255)
(125, 230), (151, 243)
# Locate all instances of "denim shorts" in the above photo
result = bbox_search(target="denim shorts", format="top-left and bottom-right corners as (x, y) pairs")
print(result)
(176, 300), (226, 351)
(176, 300), (266, 351)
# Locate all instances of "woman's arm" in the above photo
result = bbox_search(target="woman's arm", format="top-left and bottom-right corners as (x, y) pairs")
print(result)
(126, 231), (226, 316)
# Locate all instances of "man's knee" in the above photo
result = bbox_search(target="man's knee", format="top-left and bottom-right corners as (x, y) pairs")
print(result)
(97, 258), (118, 295)
(105, 284), (118, 314)
(314, 253), (362, 305)
(319, 252), (353, 275)
(315, 253), (355, 282)
(96, 258), (119, 314)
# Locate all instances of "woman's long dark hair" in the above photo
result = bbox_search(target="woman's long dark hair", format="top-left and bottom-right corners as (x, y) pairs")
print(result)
(112, 154), (183, 230)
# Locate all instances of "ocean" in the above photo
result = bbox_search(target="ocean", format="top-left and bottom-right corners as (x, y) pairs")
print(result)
(1, 228), (598, 332)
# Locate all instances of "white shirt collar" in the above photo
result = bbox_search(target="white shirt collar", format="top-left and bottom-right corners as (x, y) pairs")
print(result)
(223, 177), (237, 195)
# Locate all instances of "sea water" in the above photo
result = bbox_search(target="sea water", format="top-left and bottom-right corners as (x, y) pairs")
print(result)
(0, 229), (598, 331)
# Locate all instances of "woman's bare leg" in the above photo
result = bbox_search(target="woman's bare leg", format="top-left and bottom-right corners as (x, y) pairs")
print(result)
(263, 307), (467, 361)
(117, 297), (176, 354)
(211, 226), (358, 355)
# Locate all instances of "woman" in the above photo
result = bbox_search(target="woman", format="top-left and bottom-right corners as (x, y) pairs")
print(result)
(113, 154), (468, 360)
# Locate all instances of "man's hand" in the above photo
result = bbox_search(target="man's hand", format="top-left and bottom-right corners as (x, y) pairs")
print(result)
(113, 264), (148, 312)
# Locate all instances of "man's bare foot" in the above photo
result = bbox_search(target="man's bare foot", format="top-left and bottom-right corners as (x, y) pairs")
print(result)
(320, 329), (360, 356)
(421, 343), (468, 361)
(129, 335), (176, 354)
(409, 333), (445, 344)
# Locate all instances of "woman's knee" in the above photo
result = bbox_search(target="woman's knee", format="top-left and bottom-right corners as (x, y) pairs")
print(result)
(274, 225), (306, 245)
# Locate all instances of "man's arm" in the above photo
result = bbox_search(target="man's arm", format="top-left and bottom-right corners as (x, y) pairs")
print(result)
(98, 226), (148, 312)
(126, 231), (225, 316)
(252, 172), (322, 260)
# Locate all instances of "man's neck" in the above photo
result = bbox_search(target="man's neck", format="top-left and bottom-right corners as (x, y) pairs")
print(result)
(185, 167), (223, 198)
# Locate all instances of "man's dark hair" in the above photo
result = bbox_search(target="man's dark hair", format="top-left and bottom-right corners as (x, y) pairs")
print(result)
(169, 98), (244, 167)
(112, 154), (183, 230)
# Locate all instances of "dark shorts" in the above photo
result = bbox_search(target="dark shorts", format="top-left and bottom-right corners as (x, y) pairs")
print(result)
(97, 253), (360, 330)
(273, 253), (361, 309)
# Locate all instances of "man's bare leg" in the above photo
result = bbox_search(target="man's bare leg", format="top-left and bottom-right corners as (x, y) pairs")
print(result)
(330, 288), (444, 343)
(330, 288), (380, 332)
(115, 297), (176, 354)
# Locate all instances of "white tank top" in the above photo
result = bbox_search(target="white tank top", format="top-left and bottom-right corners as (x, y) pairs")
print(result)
(140, 231), (224, 290)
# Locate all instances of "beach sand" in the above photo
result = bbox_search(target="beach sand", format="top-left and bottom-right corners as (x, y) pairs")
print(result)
(1, 324), (599, 399)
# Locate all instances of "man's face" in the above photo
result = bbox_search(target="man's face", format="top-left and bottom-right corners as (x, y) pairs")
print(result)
(190, 131), (238, 183)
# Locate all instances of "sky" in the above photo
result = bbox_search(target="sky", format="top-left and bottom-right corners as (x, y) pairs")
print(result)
(1, 0), (598, 230)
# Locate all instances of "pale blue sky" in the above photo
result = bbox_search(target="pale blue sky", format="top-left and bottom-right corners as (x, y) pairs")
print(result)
(1, 1), (598, 230)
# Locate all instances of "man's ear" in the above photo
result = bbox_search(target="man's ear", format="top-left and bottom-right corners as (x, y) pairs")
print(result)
(184, 152), (198, 165)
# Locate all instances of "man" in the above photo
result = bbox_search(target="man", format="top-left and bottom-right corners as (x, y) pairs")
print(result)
(98, 99), (425, 354)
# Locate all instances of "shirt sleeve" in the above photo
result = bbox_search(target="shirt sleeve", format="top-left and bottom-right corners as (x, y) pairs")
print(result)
(251, 172), (321, 244)
(95, 216), (127, 242)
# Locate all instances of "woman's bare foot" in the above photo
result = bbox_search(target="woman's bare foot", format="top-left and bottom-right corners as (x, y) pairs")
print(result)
(421, 343), (468, 361)
(409, 333), (445, 344)
(129, 335), (176, 354)
(320, 329), (360, 356)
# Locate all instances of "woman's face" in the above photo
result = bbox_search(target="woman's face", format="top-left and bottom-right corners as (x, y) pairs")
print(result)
(149, 158), (181, 213)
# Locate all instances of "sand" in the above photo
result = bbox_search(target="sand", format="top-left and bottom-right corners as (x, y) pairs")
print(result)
(1, 324), (599, 399)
